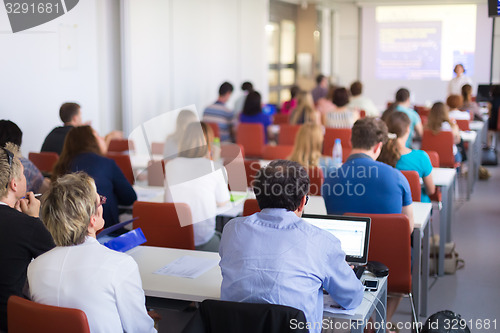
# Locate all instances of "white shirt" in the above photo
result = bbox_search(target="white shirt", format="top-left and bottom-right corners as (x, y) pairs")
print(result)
(448, 75), (472, 96)
(449, 109), (470, 120)
(347, 95), (380, 117)
(28, 237), (156, 333)
(165, 157), (230, 246)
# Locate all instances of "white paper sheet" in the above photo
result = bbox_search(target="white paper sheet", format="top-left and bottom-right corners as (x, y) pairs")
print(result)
(323, 296), (357, 315)
(154, 256), (219, 279)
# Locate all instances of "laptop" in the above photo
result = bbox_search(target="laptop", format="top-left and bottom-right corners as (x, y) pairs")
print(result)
(302, 214), (371, 266)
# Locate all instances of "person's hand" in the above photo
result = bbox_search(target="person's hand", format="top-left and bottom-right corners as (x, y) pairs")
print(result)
(17, 192), (40, 218)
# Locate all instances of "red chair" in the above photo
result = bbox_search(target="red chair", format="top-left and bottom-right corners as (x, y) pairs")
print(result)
(8, 295), (90, 333)
(415, 106), (430, 118)
(133, 201), (195, 250)
(244, 160), (261, 188)
(308, 166), (324, 196)
(359, 110), (366, 119)
(108, 139), (134, 153)
(221, 143), (245, 162)
(278, 124), (301, 145)
(421, 130), (459, 168)
(220, 144), (247, 192)
(206, 122), (221, 139)
(400, 170), (421, 202)
(273, 113), (290, 125)
(243, 199), (260, 216)
(151, 142), (165, 155)
(322, 128), (352, 162)
(28, 152), (59, 173)
(237, 123), (265, 158)
(262, 145), (294, 160)
(147, 160), (166, 186)
(106, 152), (135, 184)
(424, 150), (442, 203)
(455, 119), (470, 131)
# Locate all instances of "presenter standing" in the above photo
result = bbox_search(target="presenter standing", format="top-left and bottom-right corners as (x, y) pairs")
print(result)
(448, 64), (472, 96)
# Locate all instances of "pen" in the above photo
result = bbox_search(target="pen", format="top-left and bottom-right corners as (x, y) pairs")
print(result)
(21, 193), (42, 199)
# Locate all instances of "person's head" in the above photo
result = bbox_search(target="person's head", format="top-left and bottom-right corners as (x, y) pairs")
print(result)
(170, 110), (198, 141)
(0, 120), (23, 147)
(395, 88), (410, 104)
(253, 160), (310, 214)
(288, 123), (324, 168)
(461, 84), (473, 103)
(290, 85), (300, 99)
(59, 102), (82, 126)
(427, 102), (450, 134)
(241, 81), (253, 92)
(316, 74), (325, 86)
(52, 126), (105, 180)
(351, 117), (388, 158)
(332, 87), (350, 107)
(0, 143), (25, 201)
(377, 112), (411, 167)
(218, 82), (234, 102)
(350, 81), (363, 97)
(41, 172), (104, 246)
(178, 122), (214, 158)
(242, 91), (262, 116)
(290, 91), (315, 124)
(446, 94), (463, 110)
(454, 64), (465, 76)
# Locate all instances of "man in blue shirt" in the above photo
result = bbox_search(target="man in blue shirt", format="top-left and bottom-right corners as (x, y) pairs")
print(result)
(219, 160), (364, 333)
(202, 82), (235, 142)
(394, 88), (423, 148)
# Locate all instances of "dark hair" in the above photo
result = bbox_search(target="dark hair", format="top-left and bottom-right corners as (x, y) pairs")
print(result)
(461, 84), (473, 103)
(446, 94), (463, 109)
(253, 160), (310, 211)
(290, 85), (300, 99)
(395, 88), (410, 103)
(351, 117), (388, 150)
(241, 81), (253, 92)
(316, 74), (325, 85)
(332, 87), (350, 107)
(219, 82), (234, 96)
(454, 64), (465, 73)
(378, 112), (411, 167)
(242, 91), (262, 116)
(59, 102), (81, 123)
(0, 120), (22, 147)
(492, 85), (500, 97)
(350, 81), (362, 96)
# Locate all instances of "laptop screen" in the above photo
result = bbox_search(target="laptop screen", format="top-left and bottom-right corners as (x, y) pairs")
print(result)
(302, 214), (371, 264)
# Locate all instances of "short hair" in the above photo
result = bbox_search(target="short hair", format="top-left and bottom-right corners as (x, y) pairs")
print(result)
(178, 122), (213, 158)
(332, 87), (350, 107)
(59, 102), (81, 123)
(351, 117), (388, 150)
(0, 120), (23, 147)
(316, 74), (325, 85)
(41, 172), (97, 246)
(219, 82), (234, 96)
(242, 91), (262, 116)
(241, 81), (253, 92)
(446, 94), (463, 109)
(350, 81), (363, 96)
(290, 85), (300, 99)
(253, 160), (310, 212)
(0, 143), (23, 198)
(395, 88), (410, 103)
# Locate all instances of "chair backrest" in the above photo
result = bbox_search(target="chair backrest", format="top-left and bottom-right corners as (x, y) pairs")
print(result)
(147, 160), (166, 186)
(424, 150), (440, 168)
(322, 128), (352, 161)
(308, 166), (324, 196)
(243, 199), (260, 216)
(278, 124), (301, 145)
(400, 170), (421, 202)
(273, 113), (290, 125)
(237, 123), (265, 158)
(262, 145), (294, 160)
(415, 106), (430, 118)
(345, 213), (412, 294)
(221, 143), (245, 163)
(421, 130), (456, 168)
(132, 201), (195, 250)
(28, 152), (59, 173)
(8, 295), (90, 333)
(244, 160), (261, 188)
(455, 119), (470, 131)
(206, 122), (221, 139)
(219, 144), (247, 192)
(359, 110), (366, 118)
(107, 139), (134, 153)
(151, 142), (165, 155)
(106, 153), (135, 184)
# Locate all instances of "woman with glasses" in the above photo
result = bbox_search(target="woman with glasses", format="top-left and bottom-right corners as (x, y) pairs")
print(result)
(28, 172), (156, 333)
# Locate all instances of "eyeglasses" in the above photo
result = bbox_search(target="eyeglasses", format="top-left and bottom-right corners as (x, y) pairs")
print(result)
(305, 195), (309, 206)
(98, 195), (107, 207)
(2, 147), (14, 189)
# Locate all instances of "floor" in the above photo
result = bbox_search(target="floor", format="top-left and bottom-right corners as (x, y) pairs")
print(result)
(153, 163), (500, 333)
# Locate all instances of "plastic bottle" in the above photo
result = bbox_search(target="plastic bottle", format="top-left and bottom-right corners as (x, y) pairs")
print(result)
(332, 138), (342, 168)
(212, 137), (221, 161)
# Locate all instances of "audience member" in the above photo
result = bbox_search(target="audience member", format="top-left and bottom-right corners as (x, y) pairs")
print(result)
(460, 84), (482, 121)
(289, 91), (321, 125)
(378, 112), (435, 202)
(239, 91), (272, 142)
(448, 64), (472, 96)
(447, 95), (470, 120)
(393, 88), (423, 148)
(316, 85), (336, 116)
(281, 85), (299, 114)
(0, 143), (55, 331)
(0, 120), (50, 193)
(28, 173), (156, 333)
(288, 123), (334, 171)
(427, 102), (463, 163)
(41, 102), (82, 155)
(347, 81), (380, 117)
(51, 126), (137, 227)
(164, 109), (198, 159)
(488, 85), (500, 145)
(233, 81), (253, 117)
(324, 87), (359, 128)
(311, 74), (328, 104)
(164, 122), (230, 252)
(219, 160), (363, 333)
(202, 82), (235, 142)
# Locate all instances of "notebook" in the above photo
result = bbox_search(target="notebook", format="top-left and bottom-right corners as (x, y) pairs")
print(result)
(302, 214), (371, 265)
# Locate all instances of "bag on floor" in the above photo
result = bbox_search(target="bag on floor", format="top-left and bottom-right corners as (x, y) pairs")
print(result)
(430, 235), (465, 275)
(481, 147), (498, 166)
(421, 310), (470, 333)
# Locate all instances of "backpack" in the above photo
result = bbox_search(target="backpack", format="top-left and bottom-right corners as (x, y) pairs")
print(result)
(421, 310), (471, 333)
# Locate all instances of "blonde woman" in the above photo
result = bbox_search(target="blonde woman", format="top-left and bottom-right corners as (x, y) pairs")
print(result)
(426, 102), (463, 163)
(288, 123), (335, 172)
(289, 91), (321, 125)
(28, 173), (156, 333)
(164, 109), (198, 159)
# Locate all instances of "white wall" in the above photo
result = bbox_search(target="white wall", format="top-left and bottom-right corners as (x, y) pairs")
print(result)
(121, 0), (269, 140)
(0, 0), (121, 155)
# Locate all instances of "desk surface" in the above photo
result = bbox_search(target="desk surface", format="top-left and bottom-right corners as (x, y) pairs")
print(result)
(460, 130), (477, 142)
(432, 168), (456, 187)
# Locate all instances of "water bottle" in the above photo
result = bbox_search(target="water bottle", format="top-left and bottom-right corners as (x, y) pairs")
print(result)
(332, 138), (342, 168)
(212, 137), (221, 161)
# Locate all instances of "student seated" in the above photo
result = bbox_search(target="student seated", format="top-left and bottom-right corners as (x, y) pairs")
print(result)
(447, 94), (470, 120)
(288, 123), (335, 172)
(378, 112), (435, 202)
(219, 160), (363, 333)
(202, 82), (235, 142)
(385, 88), (423, 148)
(289, 91), (322, 125)
(28, 173), (156, 333)
(239, 91), (272, 143)
(324, 87), (359, 128)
